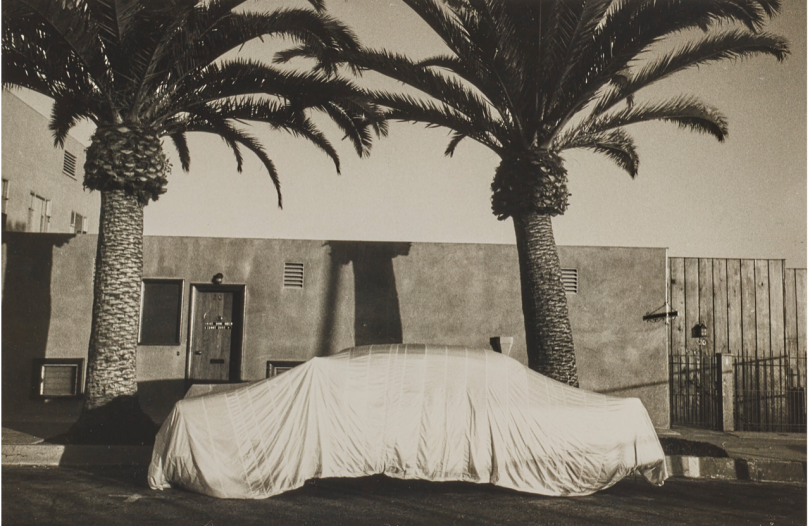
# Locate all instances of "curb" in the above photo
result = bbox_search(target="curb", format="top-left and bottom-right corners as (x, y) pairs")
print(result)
(665, 455), (806, 484)
(2, 444), (806, 484)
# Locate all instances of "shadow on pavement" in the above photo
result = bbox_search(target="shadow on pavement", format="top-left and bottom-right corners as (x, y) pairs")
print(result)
(3, 466), (806, 526)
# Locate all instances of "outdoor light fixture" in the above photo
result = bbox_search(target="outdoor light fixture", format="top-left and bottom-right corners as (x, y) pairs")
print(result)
(212, 273), (224, 285)
(692, 323), (708, 339)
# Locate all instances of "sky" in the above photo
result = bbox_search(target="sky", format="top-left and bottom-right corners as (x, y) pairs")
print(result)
(12, 0), (808, 268)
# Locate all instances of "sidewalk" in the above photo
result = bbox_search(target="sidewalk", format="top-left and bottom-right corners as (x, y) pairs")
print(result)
(2, 421), (152, 467)
(2, 421), (806, 484)
(658, 425), (806, 484)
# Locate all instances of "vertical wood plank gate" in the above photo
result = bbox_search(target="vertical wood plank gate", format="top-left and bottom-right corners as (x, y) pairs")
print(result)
(669, 258), (806, 432)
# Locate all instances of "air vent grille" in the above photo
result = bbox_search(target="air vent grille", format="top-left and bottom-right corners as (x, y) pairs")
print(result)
(266, 361), (304, 378)
(283, 262), (304, 288)
(42, 365), (78, 396)
(561, 268), (578, 294)
(63, 151), (77, 177)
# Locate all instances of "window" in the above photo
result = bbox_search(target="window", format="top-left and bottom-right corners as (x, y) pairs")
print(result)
(561, 269), (578, 294)
(63, 151), (77, 178)
(283, 262), (304, 288)
(139, 279), (183, 345)
(70, 211), (88, 234)
(31, 359), (84, 399)
(28, 193), (50, 232)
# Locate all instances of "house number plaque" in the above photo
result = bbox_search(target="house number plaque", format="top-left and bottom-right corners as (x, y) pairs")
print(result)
(204, 315), (232, 330)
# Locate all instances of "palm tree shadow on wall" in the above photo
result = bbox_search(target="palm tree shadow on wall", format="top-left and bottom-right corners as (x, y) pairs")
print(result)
(319, 241), (411, 353)
(2, 232), (76, 434)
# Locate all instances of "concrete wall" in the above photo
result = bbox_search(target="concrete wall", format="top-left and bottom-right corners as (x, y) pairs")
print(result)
(1, 92), (99, 234)
(2, 233), (96, 427)
(1, 234), (669, 428)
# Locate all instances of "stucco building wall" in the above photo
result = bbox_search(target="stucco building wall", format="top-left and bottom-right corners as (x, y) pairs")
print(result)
(1, 234), (669, 428)
(1, 92), (99, 234)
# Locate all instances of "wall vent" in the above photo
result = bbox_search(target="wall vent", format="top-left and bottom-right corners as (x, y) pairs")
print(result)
(63, 151), (77, 177)
(561, 268), (578, 294)
(283, 262), (304, 288)
(266, 361), (304, 378)
(31, 359), (84, 399)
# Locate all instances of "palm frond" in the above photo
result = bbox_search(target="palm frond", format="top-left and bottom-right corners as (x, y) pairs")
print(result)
(87, 0), (143, 52)
(5, 0), (111, 91)
(582, 96), (729, 142)
(533, 0), (584, 121)
(168, 131), (191, 172)
(277, 114), (342, 173)
(173, 8), (360, 78)
(317, 100), (377, 158)
(548, 0), (784, 136)
(594, 29), (789, 114)
(2, 51), (56, 97)
(48, 93), (98, 147)
(556, 128), (640, 177)
(552, 0), (612, 99)
(444, 131), (467, 157)
(167, 60), (370, 116)
(169, 113), (283, 206)
(369, 89), (505, 154)
(400, 0), (479, 64)
(333, 48), (505, 138)
(415, 53), (511, 113)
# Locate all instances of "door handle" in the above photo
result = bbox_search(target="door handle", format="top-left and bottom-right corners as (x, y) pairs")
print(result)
(194, 351), (202, 355)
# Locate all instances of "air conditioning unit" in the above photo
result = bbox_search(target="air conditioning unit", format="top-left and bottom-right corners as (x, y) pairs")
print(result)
(31, 359), (84, 399)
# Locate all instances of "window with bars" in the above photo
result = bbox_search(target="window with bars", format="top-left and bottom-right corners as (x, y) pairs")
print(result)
(561, 268), (578, 294)
(283, 262), (304, 288)
(63, 151), (77, 178)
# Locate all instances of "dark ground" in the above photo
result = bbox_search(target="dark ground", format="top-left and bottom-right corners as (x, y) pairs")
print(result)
(3, 465), (805, 526)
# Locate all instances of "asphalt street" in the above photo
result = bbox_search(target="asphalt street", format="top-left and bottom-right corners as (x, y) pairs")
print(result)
(2, 466), (806, 526)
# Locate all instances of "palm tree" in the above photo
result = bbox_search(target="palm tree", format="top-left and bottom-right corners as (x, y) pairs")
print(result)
(3, 0), (385, 444)
(279, 0), (788, 386)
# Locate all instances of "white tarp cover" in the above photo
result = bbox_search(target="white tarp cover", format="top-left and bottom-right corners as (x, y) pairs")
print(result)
(148, 344), (667, 498)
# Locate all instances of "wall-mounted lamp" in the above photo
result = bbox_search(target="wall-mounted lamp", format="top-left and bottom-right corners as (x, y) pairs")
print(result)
(212, 273), (224, 285)
(692, 323), (708, 339)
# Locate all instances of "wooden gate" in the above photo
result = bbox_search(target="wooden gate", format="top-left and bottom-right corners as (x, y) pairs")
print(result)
(669, 258), (806, 431)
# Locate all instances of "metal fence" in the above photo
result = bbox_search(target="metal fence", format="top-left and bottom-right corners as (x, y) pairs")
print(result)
(670, 354), (720, 430)
(734, 356), (806, 432)
(671, 354), (806, 432)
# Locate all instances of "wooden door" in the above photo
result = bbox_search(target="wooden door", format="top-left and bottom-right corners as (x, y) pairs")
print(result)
(189, 285), (244, 382)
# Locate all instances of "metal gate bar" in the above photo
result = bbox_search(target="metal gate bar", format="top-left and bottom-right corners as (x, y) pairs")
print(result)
(735, 356), (806, 432)
(670, 354), (720, 430)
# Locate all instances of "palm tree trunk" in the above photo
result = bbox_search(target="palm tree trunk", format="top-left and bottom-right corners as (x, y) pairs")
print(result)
(56, 125), (169, 445)
(513, 211), (578, 387)
(59, 189), (158, 444)
(85, 189), (143, 409)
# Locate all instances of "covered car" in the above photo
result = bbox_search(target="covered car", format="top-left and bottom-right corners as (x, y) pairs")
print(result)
(148, 344), (667, 498)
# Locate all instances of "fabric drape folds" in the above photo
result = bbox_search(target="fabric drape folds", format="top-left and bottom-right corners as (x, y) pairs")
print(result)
(148, 344), (667, 498)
